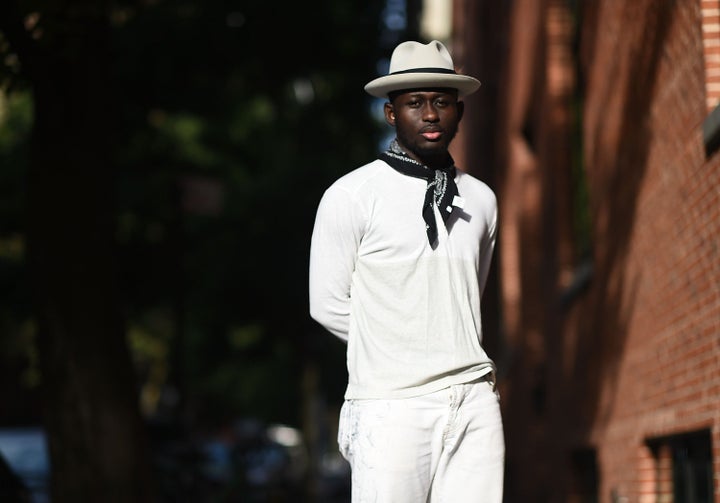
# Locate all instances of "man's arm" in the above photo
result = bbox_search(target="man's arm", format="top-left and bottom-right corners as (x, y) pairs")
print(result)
(478, 198), (498, 292)
(309, 184), (364, 341)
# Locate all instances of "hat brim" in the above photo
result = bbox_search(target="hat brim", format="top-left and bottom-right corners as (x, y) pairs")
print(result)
(364, 73), (481, 98)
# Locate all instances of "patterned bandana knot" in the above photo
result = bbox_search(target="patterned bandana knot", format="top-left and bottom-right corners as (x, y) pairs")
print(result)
(379, 139), (460, 246)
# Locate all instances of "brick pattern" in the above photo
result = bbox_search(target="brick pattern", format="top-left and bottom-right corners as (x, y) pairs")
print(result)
(453, 0), (720, 501)
(703, 0), (720, 110)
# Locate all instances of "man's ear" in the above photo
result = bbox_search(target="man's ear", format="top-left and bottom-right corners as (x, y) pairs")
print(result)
(384, 102), (396, 126)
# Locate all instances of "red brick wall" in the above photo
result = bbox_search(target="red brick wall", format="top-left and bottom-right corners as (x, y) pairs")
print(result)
(703, 0), (720, 110)
(454, 0), (720, 501)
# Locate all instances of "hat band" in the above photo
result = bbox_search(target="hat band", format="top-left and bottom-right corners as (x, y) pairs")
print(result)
(389, 67), (457, 76)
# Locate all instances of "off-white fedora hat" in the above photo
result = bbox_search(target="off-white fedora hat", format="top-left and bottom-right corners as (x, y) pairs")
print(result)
(364, 40), (481, 98)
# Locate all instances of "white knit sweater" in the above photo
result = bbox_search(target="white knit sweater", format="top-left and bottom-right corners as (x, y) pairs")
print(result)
(309, 159), (498, 399)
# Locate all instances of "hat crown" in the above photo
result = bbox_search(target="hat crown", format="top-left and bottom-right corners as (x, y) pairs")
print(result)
(364, 39), (480, 98)
(388, 40), (456, 74)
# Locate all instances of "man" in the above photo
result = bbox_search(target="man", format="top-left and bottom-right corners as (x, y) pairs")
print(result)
(309, 40), (504, 502)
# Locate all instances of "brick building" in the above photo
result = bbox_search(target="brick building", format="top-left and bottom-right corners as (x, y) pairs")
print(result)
(447, 0), (720, 501)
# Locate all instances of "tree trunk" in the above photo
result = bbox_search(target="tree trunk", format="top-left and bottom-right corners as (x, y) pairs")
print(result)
(9, 2), (156, 501)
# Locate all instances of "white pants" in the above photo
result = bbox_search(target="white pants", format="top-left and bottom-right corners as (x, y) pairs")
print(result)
(338, 376), (505, 503)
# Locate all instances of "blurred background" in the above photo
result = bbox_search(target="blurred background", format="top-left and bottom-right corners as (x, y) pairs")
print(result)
(0, 0), (719, 502)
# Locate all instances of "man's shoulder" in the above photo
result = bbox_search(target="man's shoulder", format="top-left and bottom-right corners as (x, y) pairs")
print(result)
(457, 170), (496, 201)
(327, 158), (389, 193)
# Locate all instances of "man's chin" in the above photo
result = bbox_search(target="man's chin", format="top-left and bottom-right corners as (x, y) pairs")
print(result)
(417, 142), (449, 156)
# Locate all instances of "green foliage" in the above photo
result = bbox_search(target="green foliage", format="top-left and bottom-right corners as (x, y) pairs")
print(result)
(109, 0), (387, 429)
(0, 0), (392, 430)
(0, 88), (35, 421)
(0, 90), (31, 232)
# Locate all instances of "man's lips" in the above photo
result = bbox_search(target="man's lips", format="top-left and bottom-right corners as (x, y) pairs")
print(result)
(421, 131), (442, 140)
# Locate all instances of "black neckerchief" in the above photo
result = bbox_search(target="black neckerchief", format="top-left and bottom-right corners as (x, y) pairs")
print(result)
(379, 139), (460, 246)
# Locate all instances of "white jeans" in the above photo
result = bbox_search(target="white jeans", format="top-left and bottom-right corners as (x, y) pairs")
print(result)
(338, 376), (505, 503)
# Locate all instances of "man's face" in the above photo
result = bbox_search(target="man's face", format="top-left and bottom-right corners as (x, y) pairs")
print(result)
(384, 88), (463, 164)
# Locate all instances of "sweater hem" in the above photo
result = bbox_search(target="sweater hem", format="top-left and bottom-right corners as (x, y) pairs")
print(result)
(343, 364), (495, 400)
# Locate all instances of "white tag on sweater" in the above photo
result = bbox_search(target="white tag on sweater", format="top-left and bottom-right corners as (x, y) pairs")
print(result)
(452, 195), (465, 209)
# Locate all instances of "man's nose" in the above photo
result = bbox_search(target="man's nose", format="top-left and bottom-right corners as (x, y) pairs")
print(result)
(422, 103), (440, 121)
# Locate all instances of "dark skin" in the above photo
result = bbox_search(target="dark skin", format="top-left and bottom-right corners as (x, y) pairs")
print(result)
(384, 87), (464, 169)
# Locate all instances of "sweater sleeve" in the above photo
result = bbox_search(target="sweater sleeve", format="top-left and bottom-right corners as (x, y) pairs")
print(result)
(308, 183), (366, 342)
(477, 193), (498, 293)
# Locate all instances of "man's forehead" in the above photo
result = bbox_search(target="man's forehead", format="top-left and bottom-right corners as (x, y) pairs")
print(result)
(390, 87), (459, 100)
